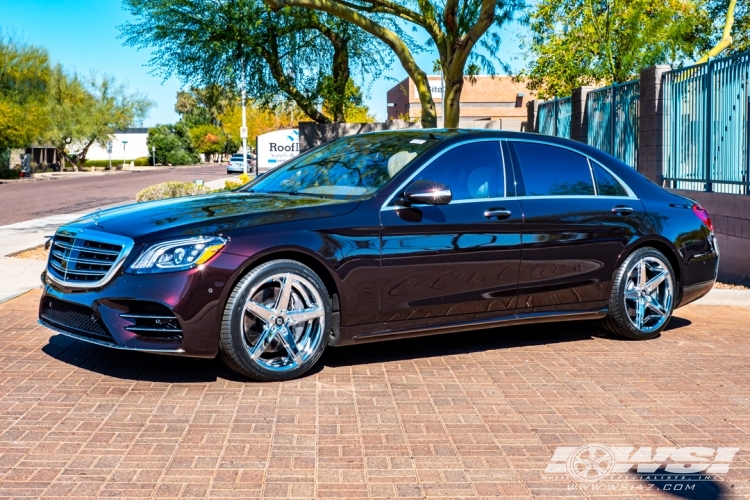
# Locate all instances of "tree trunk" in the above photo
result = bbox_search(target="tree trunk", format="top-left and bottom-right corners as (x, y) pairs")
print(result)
(412, 70), (438, 128)
(697, 0), (737, 63)
(56, 147), (79, 172)
(264, 0), (438, 127)
(261, 21), (332, 124)
(77, 139), (96, 170)
(443, 68), (464, 128)
(330, 38), (350, 123)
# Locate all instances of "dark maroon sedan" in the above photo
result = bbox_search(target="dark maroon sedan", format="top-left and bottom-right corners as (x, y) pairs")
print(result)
(39, 130), (719, 381)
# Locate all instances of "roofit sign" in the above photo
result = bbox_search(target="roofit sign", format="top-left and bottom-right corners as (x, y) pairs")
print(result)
(256, 129), (299, 172)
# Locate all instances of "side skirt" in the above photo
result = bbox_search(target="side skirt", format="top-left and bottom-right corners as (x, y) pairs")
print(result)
(339, 308), (609, 346)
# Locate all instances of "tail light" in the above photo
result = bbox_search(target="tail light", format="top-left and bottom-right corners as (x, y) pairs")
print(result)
(692, 204), (714, 232)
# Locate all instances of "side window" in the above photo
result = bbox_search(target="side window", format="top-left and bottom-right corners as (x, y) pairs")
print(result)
(411, 141), (504, 201)
(511, 142), (595, 196)
(592, 162), (629, 197)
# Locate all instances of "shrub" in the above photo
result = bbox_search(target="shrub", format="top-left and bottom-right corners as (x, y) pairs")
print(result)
(223, 173), (252, 191)
(166, 150), (200, 166)
(0, 168), (19, 179)
(136, 181), (212, 202)
(83, 157), (151, 168)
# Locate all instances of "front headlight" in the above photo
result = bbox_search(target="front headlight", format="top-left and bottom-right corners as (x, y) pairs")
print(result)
(128, 236), (228, 274)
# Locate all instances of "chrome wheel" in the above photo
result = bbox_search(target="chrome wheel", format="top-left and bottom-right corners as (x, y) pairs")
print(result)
(623, 256), (673, 334)
(241, 272), (326, 372)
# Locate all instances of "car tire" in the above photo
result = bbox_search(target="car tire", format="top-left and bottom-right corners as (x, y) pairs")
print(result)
(602, 247), (676, 340)
(219, 259), (331, 381)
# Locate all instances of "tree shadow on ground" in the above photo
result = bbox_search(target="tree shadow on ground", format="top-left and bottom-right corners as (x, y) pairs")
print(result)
(41, 315), (693, 383)
(631, 468), (731, 499)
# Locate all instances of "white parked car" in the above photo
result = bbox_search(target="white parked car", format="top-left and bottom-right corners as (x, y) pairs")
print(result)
(227, 153), (255, 174)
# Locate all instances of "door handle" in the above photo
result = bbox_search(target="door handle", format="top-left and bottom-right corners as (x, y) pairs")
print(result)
(612, 205), (634, 215)
(484, 208), (512, 220)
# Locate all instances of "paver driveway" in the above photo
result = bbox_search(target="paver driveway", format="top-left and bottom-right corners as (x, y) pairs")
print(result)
(1, 289), (750, 499)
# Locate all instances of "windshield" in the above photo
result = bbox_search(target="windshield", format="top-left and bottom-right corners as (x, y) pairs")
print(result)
(243, 132), (439, 200)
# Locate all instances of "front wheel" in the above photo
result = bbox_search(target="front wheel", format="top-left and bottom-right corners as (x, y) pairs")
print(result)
(602, 247), (676, 340)
(219, 259), (331, 381)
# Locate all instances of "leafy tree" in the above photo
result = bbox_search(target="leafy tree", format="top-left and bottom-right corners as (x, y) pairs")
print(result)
(41, 66), (153, 170)
(220, 100), (297, 149)
(189, 123), (227, 161)
(265, 0), (522, 127)
(120, 0), (392, 124)
(520, 0), (711, 99)
(0, 35), (50, 166)
(322, 79), (375, 122)
(147, 123), (200, 165)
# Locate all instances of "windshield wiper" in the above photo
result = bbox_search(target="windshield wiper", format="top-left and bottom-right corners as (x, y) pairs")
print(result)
(258, 190), (330, 199)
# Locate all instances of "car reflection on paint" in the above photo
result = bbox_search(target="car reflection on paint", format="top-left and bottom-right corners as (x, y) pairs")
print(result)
(39, 130), (719, 381)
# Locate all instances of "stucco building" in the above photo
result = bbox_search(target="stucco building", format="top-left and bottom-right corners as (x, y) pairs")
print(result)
(386, 75), (534, 126)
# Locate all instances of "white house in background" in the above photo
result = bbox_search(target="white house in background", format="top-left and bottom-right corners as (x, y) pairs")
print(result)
(84, 128), (150, 161)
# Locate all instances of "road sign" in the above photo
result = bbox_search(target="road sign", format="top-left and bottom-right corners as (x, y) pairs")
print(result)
(240, 126), (248, 139)
(106, 141), (112, 154)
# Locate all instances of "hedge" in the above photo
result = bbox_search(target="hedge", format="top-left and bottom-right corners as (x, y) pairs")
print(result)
(84, 157), (151, 168)
(135, 182), (214, 202)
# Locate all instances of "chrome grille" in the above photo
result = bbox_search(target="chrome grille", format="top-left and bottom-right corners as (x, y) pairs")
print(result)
(47, 229), (134, 288)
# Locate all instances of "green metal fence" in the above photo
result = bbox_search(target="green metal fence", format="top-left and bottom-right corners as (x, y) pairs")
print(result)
(664, 52), (750, 194)
(587, 80), (640, 169)
(536, 97), (572, 139)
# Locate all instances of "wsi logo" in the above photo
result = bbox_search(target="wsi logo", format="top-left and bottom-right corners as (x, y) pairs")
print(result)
(546, 444), (740, 482)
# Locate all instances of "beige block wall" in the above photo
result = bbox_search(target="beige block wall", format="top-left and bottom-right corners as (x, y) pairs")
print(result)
(387, 75), (534, 122)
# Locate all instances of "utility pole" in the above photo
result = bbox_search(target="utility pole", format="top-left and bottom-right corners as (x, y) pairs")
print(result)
(152, 146), (156, 167)
(440, 69), (445, 128)
(240, 74), (249, 175)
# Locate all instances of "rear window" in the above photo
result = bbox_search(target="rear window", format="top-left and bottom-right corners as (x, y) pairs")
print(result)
(592, 163), (629, 196)
(511, 142), (595, 196)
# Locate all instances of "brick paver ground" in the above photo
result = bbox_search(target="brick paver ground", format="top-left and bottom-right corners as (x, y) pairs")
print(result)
(1, 289), (750, 499)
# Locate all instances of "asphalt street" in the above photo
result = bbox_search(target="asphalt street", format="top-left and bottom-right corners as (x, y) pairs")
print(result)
(0, 164), (230, 226)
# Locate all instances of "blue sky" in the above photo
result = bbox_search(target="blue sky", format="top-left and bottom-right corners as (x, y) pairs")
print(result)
(1, 0), (526, 125)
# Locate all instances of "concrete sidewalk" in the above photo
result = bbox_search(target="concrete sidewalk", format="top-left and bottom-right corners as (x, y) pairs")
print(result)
(0, 213), (88, 303)
(0, 212), (87, 257)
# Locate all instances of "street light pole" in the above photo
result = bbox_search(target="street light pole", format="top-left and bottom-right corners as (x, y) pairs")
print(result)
(241, 75), (248, 176)
(440, 69), (445, 128)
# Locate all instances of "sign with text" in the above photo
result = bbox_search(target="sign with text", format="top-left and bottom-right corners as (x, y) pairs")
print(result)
(256, 129), (299, 172)
(415, 79), (444, 100)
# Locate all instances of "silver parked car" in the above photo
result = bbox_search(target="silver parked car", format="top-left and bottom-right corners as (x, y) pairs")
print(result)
(227, 153), (255, 174)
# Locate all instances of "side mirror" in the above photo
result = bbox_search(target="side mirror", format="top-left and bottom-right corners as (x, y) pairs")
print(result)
(399, 180), (452, 206)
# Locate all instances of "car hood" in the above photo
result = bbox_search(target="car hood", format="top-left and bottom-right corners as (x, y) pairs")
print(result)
(63, 192), (358, 242)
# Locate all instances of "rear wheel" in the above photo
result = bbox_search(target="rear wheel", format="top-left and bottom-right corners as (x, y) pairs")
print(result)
(219, 259), (331, 381)
(602, 247), (676, 340)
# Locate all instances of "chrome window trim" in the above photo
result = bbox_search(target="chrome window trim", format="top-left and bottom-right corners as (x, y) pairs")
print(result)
(507, 138), (638, 200)
(46, 227), (135, 289)
(587, 159), (598, 196)
(380, 136), (638, 212)
(380, 138), (509, 211)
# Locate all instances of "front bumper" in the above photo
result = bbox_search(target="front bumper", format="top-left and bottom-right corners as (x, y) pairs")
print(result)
(38, 252), (248, 357)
